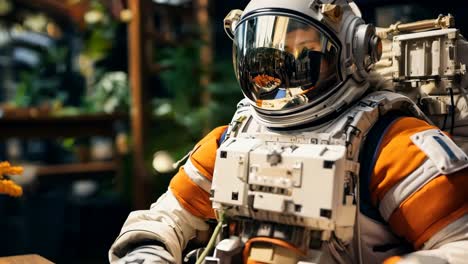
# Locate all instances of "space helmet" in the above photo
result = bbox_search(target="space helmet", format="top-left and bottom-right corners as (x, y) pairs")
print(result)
(225, 0), (382, 128)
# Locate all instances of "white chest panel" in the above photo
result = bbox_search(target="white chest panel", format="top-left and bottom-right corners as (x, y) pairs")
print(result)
(211, 137), (354, 234)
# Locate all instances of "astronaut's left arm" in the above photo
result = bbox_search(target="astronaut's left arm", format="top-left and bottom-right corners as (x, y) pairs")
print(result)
(369, 117), (468, 264)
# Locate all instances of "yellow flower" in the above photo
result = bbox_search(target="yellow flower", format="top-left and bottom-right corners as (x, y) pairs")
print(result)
(0, 179), (23, 197)
(0, 161), (23, 197)
(0, 161), (23, 178)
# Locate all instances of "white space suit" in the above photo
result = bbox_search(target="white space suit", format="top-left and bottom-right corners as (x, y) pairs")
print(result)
(109, 1), (468, 263)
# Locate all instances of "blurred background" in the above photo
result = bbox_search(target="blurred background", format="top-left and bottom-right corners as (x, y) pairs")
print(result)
(0, 0), (466, 263)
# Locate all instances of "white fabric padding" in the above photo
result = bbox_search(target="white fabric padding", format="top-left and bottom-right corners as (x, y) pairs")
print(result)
(379, 159), (440, 221)
(399, 240), (468, 264)
(183, 158), (212, 193)
(423, 214), (468, 250)
(109, 190), (209, 264)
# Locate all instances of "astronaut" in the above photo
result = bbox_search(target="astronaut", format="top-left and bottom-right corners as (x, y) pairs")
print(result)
(109, 0), (468, 263)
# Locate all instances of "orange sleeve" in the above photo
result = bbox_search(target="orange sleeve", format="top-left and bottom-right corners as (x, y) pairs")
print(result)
(169, 126), (228, 219)
(371, 117), (468, 249)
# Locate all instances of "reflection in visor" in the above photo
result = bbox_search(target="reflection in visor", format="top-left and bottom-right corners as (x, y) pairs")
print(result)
(233, 15), (341, 112)
(241, 48), (322, 110)
(253, 74), (282, 93)
(242, 47), (322, 93)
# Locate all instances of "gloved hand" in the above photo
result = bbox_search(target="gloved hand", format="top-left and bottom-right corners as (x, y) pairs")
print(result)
(115, 245), (176, 264)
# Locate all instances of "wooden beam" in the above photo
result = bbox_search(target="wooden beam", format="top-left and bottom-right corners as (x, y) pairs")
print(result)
(127, 0), (152, 209)
(196, 0), (212, 133)
(0, 113), (124, 139)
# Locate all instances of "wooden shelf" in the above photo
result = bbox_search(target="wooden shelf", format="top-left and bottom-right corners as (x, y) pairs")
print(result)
(152, 2), (193, 12)
(36, 161), (117, 178)
(15, 0), (69, 15)
(0, 112), (127, 139)
(0, 254), (53, 264)
(14, 0), (90, 27)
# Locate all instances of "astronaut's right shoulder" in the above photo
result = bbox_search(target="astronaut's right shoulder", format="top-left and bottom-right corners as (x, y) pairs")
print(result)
(169, 125), (228, 219)
(190, 125), (229, 177)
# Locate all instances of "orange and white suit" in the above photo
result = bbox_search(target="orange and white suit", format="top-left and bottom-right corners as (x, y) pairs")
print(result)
(109, 92), (468, 264)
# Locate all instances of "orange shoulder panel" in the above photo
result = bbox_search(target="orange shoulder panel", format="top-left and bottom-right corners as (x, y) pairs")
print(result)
(169, 125), (228, 219)
(190, 126), (228, 180)
(371, 117), (468, 248)
(388, 170), (468, 249)
(170, 167), (216, 219)
(370, 117), (434, 205)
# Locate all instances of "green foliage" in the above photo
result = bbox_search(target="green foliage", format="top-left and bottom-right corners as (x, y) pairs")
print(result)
(13, 46), (68, 107)
(85, 71), (130, 114)
(84, 26), (115, 61)
(153, 42), (242, 135)
(157, 41), (203, 106)
(151, 41), (243, 166)
(81, 0), (117, 61)
(207, 60), (243, 126)
(153, 41), (205, 137)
